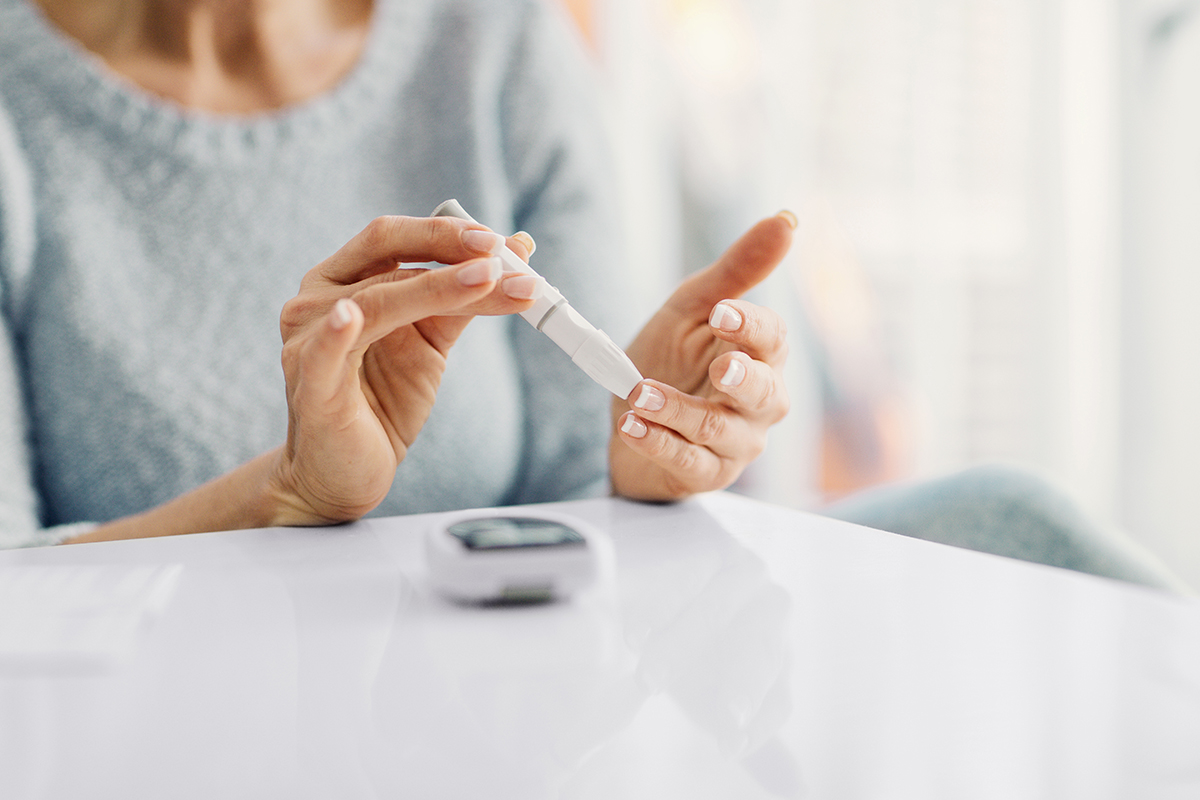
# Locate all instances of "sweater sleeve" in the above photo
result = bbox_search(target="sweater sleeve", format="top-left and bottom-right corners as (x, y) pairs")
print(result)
(0, 97), (91, 547)
(497, 1), (636, 504)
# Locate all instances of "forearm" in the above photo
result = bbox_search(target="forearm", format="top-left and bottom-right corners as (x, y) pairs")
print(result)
(62, 448), (298, 545)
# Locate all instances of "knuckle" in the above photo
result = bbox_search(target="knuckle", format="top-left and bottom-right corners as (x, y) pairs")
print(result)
(673, 443), (702, 476)
(344, 286), (367, 316)
(297, 267), (324, 293)
(410, 216), (442, 253)
(279, 295), (318, 341)
(348, 286), (385, 324)
(743, 307), (784, 346)
(642, 427), (675, 461)
(693, 406), (726, 445)
(752, 305), (783, 335)
(740, 305), (789, 356)
(741, 308), (764, 341)
(360, 216), (395, 252)
(753, 372), (779, 411)
(280, 338), (304, 375)
(336, 217), (460, 286)
(279, 297), (303, 335)
(360, 215), (440, 258)
(740, 370), (789, 422)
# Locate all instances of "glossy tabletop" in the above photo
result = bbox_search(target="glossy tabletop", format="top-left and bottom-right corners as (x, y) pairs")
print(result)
(1, 493), (1198, 799)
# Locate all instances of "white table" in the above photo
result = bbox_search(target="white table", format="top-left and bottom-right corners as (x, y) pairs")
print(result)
(1, 493), (1198, 799)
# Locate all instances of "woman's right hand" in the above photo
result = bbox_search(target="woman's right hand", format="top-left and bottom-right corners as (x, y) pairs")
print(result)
(267, 215), (537, 525)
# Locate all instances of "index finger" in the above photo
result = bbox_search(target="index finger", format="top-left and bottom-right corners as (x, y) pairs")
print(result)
(668, 212), (796, 317)
(317, 216), (506, 286)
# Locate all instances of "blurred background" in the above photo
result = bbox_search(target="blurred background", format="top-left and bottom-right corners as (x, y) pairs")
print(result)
(557, 0), (1200, 591)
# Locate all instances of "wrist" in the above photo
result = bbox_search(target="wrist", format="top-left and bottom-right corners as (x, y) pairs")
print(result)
(202, 448), (319, 531)
(260, 447), (332, 527)
(60, 448), (326, 544)
(260, 446), (377, 527)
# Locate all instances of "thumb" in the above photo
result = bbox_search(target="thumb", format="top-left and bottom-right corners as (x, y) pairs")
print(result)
(668, 211), (797, 317)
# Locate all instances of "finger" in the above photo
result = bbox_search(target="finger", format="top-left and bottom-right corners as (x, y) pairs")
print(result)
(367, 262), (539, 316)
(317, 216), (512, 285)
(708, 352), (790, 422)
(349, 257), (503, 345)
(291, 298), (364, 410)
(499, 273), (543, 302)
(506, 231), (535, 264)
(708, 300), (789, 366)
(667, 211), (797, 317)
(408, 276), (539, 354)
(626, 380), (762, 460)
(615, 411), (727, 495)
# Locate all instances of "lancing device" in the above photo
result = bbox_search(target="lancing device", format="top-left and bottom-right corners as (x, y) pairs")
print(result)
(432, 199), (644, 400)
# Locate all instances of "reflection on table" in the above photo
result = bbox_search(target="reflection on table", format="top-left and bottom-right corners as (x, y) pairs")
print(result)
(1, 493), (1198, 799)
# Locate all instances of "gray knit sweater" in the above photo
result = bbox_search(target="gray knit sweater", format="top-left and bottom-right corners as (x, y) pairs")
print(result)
(0, 0), (629, 547)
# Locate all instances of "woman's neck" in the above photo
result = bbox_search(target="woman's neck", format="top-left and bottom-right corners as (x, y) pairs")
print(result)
(35, 0), (373, 113)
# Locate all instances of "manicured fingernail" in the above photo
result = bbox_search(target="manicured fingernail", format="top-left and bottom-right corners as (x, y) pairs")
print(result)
(512, 231), (536, 256)
(502, 274), (542, 300)
(720, 357), (746, 387)
(633, 384), (665, 412)
(777, 209), (798, 229)
(330, 298), (355, 331)
(620, 413), (647, 439)
(709, 302), (742, 332)
(461, 229), (506, 254)
(457, 257), (501, 286)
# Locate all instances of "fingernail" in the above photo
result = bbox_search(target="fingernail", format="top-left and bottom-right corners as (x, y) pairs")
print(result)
(457, 257), (502, 286)
(777, 209), (798, 229)
(709, 302), (742, 332)
(512, 231), (536, 256)
(633, 384), (665, 412)
(461, 229), (506, 254)
(330, 298), (355, 331)
(502, 274), (542, 300)
(620, 413), (648, 439)
(720, 357), (746, 387)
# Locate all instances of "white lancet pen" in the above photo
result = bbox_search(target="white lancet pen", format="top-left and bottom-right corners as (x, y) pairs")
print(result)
(432, 200), (644, 400)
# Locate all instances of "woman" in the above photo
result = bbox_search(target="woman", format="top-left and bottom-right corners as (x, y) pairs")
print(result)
(0, 0), (792, 546)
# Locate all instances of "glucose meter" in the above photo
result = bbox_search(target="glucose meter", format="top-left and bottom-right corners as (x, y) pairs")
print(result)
(425, 511), (601, 604)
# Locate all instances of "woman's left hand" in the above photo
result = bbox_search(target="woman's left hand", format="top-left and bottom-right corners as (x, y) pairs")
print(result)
(610, 212), (795, 501)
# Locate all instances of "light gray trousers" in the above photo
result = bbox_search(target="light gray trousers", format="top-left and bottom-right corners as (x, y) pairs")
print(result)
(820, 464), (1191, 594)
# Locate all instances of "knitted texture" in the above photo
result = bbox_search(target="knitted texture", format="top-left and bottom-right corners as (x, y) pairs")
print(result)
(0, 0), (628, 545)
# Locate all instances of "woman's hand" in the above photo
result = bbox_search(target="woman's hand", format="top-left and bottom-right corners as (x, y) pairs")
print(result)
(610, 213), (795, 501)
(63, 215), (539, 545)
(268, 215), (537, 525)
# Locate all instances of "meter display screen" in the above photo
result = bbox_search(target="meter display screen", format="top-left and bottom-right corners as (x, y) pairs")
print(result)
(447, 517), (586, 551)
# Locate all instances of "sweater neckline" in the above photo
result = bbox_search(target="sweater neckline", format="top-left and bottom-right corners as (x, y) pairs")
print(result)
(5, 0), (416, 160)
